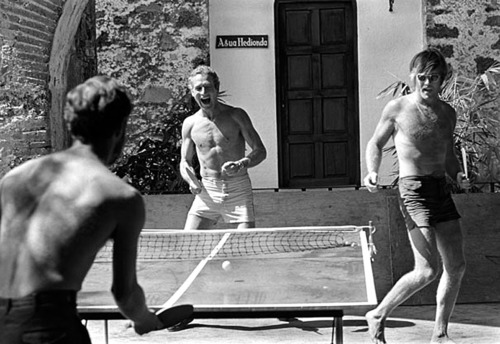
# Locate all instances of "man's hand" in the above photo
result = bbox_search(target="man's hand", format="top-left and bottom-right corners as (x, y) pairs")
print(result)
(364, 172), (379, 193)
(184, 166), (202, 194)
(126, 312), (165, 335)
(221, 160), (244, 176)
(456, 172), (471, 190)
(189, 183), (202, 195)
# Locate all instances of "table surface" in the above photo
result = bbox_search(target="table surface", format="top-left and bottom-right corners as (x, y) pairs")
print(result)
(78, 226), (377, 316)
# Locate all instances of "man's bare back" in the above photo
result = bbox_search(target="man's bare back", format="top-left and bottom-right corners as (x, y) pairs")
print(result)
(0, 145), (141, 298)
(0, 76), (163, 341)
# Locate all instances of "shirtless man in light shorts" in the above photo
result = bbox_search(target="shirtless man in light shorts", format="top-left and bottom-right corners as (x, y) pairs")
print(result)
(0, 76), (164, 343)
(363, 49), (470, 344)
(181, 65), (267, 229)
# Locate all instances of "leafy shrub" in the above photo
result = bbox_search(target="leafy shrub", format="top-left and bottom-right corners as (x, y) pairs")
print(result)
(113, 90), (199, 194)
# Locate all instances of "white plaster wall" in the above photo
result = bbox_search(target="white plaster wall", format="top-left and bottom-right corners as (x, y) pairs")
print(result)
(209, 0), (277, 189)
(357, 0), (425, 184)
(209, 0), (424, 188)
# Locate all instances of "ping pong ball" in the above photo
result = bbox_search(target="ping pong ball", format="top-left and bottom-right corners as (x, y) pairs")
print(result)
(222, 260), (232, 271)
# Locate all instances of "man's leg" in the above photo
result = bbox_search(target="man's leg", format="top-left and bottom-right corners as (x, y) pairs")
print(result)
(431, 220), (466, 344)
(184, 214), (217, 229)
(366, 226), (441, 343)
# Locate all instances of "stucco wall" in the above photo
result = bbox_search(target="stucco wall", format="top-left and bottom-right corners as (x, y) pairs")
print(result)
(357, 0), (424, 185)
(209, 0), (425, 188)
(209, 0), (278, 189)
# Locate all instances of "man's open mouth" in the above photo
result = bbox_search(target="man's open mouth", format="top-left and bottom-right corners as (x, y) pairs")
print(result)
(200, 97), (211, 105)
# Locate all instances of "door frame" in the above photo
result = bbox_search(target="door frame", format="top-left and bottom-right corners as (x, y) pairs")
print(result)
(274, 0), (360, 189)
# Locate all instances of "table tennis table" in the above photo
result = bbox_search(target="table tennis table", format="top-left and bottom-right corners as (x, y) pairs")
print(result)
(78, 223), (377, 344)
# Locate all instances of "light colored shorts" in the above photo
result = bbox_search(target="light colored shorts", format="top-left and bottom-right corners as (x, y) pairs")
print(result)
(188, 174), (255, 223)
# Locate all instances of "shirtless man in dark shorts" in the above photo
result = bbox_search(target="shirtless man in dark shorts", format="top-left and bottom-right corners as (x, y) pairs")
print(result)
(364, 49), (470, 344)
(181, 65), (267, 229)
(0, 76), (163, 343)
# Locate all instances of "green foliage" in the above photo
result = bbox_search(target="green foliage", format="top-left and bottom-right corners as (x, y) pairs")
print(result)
(112, 91), (199, 194)
(443, 63), (500, 191)
(377, 62), (500, 192)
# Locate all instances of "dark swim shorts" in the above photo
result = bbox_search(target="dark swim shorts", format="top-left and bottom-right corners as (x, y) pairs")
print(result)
(398, 175), (461, 229)
(0, 290), (91, 344)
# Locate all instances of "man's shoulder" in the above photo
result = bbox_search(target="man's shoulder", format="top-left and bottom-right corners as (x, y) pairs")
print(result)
(222, 104), (249, 124)
(1, 155), (49, 187)
(89, 168), (140, 199)
(183, 112), (199, 124)
(439, 99), (455, 113)
(387, 95), (409, 108)
(381, 96), (408, 119)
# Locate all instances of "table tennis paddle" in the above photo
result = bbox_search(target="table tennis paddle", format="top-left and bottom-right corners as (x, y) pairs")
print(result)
(461, 147), (468, 178)
(156, 304), (194, 330)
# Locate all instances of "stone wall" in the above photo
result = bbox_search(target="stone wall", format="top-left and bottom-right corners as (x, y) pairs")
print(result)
(1, 0), (499, 181)
(95, 0), (208, 159)
(0, 0), (208, 178)
(0, 0), (61, 176)
(426, 0), (500, 74)
(426, 0), (500, 181)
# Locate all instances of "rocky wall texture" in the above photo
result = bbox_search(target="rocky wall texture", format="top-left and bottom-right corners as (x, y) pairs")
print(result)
(95, 0), (208, 159)
(426, 0), (500, 74)
(0, 0), (60, 177)
(426, 0), (500, 182)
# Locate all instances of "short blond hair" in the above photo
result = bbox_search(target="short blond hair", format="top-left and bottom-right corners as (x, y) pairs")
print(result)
(188, 65), (220, 91)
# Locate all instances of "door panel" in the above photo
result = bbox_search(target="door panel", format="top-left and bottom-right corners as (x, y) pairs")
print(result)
(276, 0), (359, 188)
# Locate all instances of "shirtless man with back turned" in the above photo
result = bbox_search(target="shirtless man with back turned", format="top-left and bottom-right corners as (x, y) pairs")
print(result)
(181, 65), (267, 229)
(364, 49), (470, 344)
(0, 76), (163, 343)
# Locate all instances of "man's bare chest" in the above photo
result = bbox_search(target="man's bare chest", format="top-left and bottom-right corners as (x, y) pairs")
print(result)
(192, 120), (240, 148)
(398, 108), (451, 142)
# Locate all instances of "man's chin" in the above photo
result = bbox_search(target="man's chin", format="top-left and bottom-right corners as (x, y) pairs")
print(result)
(420, 90), (436, 99)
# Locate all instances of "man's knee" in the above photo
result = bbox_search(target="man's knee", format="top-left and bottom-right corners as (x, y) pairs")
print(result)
(448, 259), (466, 278)
(415, 265), (440, 285)
(184, 214), (216, 229)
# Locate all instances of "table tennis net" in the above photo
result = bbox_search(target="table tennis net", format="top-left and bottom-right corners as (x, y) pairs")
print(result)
(95, 227), (364, 262)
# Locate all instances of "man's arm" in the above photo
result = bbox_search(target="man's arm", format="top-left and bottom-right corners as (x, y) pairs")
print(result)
(111, 190), (162, 334)
(233, 108), (267, 169)
(0, 179), (3, 223)
(364, 101), (398, 192)
(179, 117), (202, 194)
(443, 106), (470, 189)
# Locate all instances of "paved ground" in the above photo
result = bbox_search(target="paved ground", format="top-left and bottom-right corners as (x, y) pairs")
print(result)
(84, 303), (500, 344)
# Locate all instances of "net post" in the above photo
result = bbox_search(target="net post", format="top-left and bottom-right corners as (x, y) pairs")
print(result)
(366, 221), (377, 261)
(104, 319), (109, 344)
(334, 314), (343, 344)
(330, 317), (334, 344)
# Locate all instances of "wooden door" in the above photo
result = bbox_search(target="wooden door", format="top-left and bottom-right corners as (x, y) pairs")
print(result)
(276, 0), (359, 188)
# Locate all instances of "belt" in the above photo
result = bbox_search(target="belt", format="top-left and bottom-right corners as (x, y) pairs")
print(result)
(0, 290), (77, 308)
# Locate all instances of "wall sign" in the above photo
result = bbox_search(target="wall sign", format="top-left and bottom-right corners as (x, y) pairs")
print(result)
(216, 35), (269, 49)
